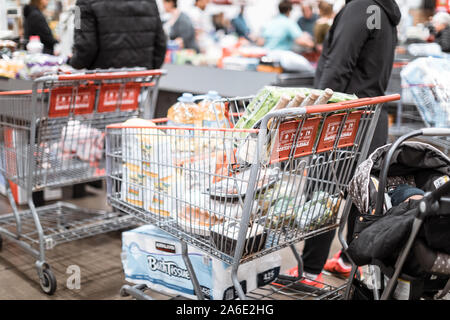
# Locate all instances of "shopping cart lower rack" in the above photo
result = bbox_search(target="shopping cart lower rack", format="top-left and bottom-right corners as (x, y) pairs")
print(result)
(0, 69), (165, 294)
(106, 94), (401, 300)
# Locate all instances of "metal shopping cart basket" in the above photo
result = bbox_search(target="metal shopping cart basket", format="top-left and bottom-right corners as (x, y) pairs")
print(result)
(390, 57), (450, 154)
(106, 93), (400, 300)
(0, 69), (165, 294)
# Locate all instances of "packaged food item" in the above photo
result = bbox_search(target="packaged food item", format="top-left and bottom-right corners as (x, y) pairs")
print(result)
(167, 93), (203, 152)
(207, 168), (279, 200)
(145, 175), (177, 218)
(121, 224), (282, 300)
(314, 88), (334, 105)
(120, 119), (153, 209)
(235, 86), (357, 133)
(294, 191), (341, 230)
(299, 91), (320, 107)
(258, 174), (307, 221)
(234, 87), (358, 164)
(197, 91), (227, 128)
(267, 94), (291, 129)
(120, 118), (174, 215)
(167, 93), (201, 127)
(286, 93), (306, 108)
(26, 36), (44, 54)
(211, 220), (267, 257)
(178, 204), (224, 237)
(60, 120), (104, 162)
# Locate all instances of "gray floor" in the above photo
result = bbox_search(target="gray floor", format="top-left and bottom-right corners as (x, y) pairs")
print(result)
(0, 185), (344, 300)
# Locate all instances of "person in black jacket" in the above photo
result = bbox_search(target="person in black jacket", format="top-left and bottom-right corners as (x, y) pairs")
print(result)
(69, 0), (167, 70)
(23, 0), (58, 55)
(432, 12), (450, 53)
(297, 0), (402, 287)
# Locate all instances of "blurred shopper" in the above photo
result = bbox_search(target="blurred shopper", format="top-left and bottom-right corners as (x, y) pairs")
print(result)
(259, 0), (314, 51)
(297, 1), (318, 37)
(431, 12), (450, 52)
(231, 5), (252, 41)
(23, 0), (58, 55)
(187, 0), (214, 52)
(212, 12), (231, 34)
(69, 0), (167, 70)
(296, 0), (402, 287)
(163, 0), (199, 52)
(314, 1), (334, 50)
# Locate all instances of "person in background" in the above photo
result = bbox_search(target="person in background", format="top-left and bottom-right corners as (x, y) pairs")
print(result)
(163, 0), (199, 52)
(69, 0), (167, 70)
(297, 1), (318, 38)
(291, 0), (402, 288)
(23, 0), (58, 55)
(187, 0), (214, 52)
(431, 11), (450, 52)
(231, 5), (252, 41)
(258, 0), (314, 51)
(313, 0), (335, 51)
(212, 12), (231, 35)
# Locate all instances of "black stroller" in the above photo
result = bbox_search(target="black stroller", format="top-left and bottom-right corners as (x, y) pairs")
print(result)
(340, 128), (450, 300)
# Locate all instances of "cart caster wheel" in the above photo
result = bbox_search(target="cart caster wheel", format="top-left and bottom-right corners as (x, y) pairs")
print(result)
(39, 268), (57, 295)
(120, 285), (130, 298)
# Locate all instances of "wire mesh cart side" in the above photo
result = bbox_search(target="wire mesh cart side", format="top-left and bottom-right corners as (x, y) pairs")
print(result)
(0, 69), (165, 294)
(390, 57), (450, 154)
(106, 94), (401, 300)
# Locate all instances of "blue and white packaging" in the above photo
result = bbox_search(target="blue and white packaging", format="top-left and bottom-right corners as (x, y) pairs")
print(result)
(121, 225), (281, 300)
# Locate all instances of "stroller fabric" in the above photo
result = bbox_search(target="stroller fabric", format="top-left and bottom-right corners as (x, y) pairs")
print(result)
(346, 142), (450, 276)
(348, 141), (450, 216)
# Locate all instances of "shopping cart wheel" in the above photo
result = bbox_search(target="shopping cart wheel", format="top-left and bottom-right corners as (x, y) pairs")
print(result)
(39, 268), (57, 295)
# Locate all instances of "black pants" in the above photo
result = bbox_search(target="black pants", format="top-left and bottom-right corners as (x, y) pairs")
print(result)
(302, 109), (388, 275)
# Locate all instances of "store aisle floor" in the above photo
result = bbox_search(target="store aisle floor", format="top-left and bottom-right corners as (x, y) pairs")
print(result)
(0, 185), (344, 300)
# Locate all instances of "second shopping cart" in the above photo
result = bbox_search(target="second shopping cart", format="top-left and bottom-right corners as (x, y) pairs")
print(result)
(0, 69), (165, 294)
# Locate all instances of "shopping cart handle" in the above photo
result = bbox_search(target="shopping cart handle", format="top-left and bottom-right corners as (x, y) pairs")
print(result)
(420, 128), (450, 136)
(36, 69), (167, 82)
(305, 94), (401, 114)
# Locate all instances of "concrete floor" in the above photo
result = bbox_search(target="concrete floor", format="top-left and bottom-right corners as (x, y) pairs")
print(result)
(0, 184), (344, 300)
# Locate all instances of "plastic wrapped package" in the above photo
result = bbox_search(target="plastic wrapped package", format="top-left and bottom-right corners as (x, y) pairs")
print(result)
(121, 225), (282, 300)
(401, 57), (450, 128)
(120, 118), (174, 216)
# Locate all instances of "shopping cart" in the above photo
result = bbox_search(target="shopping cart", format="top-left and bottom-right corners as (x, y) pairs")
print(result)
(390, 57), (450, 154)
(106, 93), (400, 300)
(0, 69), (165, 294)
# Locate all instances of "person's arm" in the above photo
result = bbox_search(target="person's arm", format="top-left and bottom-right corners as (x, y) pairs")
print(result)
(151, 1), (167, 69)
(69, 0), (98, 70)
(295, 32), (314, 48)
(290, 20), (314, 49)
(316, 2), (371, 92)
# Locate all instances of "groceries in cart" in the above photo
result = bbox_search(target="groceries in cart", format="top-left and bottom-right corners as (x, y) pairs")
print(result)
(346, 140), (450, 299)
(232, 86), (359, 164)
(207, 168), (279, 200)
(121, 225), (281, 300)
(400, 57), (450, 128)
(264, 191), (341, 231)
(120, 118), (175, 216)
(234, 86), (358, 132)
(60, 120), (104, 162)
